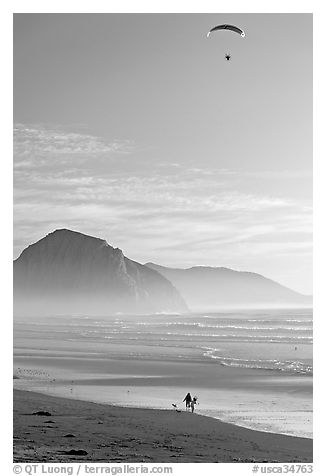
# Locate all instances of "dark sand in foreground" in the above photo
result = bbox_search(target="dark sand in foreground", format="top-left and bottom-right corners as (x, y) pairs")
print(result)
(14, 390), (312, 463)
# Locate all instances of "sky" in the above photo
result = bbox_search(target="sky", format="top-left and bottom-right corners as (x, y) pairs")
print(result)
(13, 13), (312, 294)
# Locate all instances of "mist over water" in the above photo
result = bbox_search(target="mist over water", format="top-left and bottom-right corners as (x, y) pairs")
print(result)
(15, 308), (312, 376)
(14, 308), (313, 437)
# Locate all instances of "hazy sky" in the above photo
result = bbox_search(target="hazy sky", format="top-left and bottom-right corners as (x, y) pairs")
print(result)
(13, 13), (312, 294)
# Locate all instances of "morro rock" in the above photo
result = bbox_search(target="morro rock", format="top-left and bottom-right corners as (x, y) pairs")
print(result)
(13, 229), (187, 316)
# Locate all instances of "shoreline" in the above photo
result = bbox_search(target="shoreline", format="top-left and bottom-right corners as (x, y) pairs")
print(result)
(13, 389), (313, 463)
(13, 355), (312, 439)
(14, 377), (313, 439)
(13, 309), (313, 441)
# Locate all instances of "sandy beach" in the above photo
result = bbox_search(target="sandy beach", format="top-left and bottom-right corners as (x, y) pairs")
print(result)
(13, 312), (313, 438)
(13, 311), (313, 463)
(13, 389), (312, 463)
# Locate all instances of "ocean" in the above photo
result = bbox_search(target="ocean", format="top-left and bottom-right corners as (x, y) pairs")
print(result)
(14, 308), (313, 438)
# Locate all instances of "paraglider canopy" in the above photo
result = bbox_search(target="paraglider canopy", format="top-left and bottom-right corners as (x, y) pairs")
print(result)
(207, 24), (246, 38)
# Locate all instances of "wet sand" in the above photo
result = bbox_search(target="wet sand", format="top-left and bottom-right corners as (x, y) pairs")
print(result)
(14, 389), (312, 463)
(13, 314), (313, 439)
(13, 350), (313, 438)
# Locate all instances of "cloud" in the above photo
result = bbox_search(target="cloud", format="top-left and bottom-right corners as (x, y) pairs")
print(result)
(13, 123), (312, 294)
(13, 123), (133, 172)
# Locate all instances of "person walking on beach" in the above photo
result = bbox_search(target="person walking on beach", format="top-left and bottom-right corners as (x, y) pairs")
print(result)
(191, 396), (198, 413)
(183, 392), (192, 411)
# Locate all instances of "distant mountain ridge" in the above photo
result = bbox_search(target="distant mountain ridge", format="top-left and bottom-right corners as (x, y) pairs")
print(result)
(145, 262), (312, 311)
(13, 229), (187, 316)
(13, 229), (311, 316)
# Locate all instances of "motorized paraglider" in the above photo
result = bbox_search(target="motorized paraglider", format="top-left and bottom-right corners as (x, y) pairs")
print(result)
(207, 24), (246, 60)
